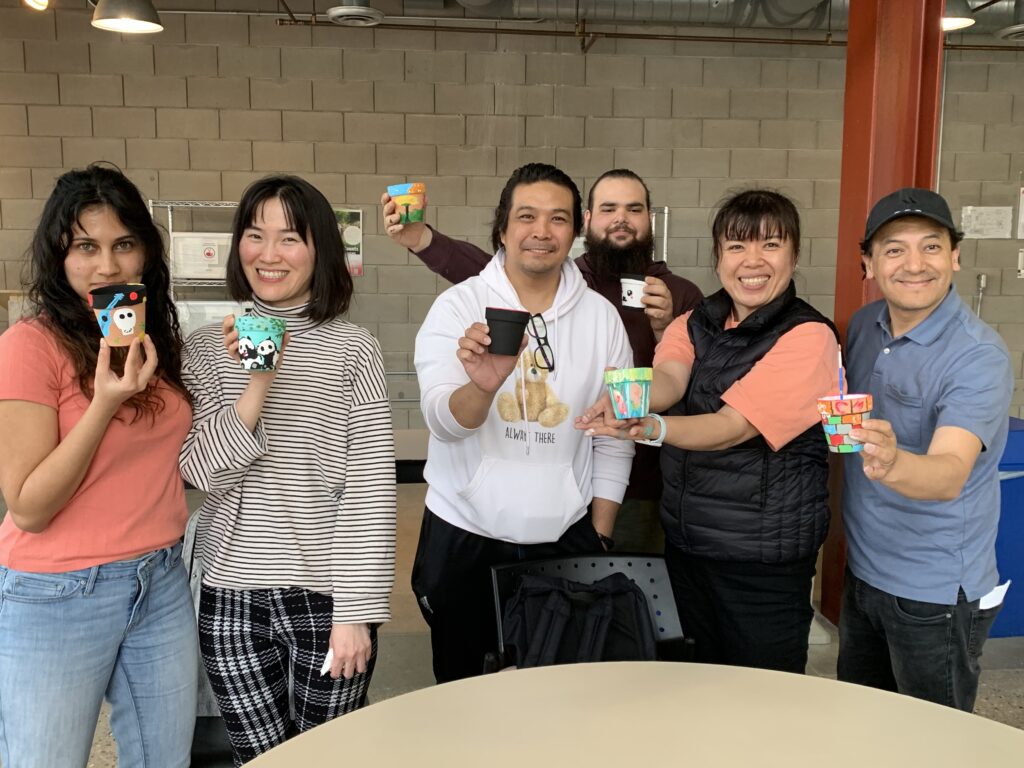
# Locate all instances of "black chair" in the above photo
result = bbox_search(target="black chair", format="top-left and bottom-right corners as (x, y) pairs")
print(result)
(486, 554), (691, 671)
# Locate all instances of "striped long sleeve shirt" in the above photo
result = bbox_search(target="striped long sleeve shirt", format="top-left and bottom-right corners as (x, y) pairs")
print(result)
(179, 301), (396, 624)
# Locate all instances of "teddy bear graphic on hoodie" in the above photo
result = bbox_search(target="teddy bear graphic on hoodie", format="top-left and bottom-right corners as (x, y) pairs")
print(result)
(496, 349), (569, 428)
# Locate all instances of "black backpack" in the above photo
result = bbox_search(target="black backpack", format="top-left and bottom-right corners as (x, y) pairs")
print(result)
(501, 571), (657, 668)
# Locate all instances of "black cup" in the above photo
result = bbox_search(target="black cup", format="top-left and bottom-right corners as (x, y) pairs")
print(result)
(485, 307), (530, 356)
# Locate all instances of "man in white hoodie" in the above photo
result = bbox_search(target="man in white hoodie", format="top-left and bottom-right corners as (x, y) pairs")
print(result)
(413, 163), (635, 683)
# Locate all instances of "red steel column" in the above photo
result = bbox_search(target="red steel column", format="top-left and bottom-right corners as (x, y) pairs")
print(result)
(821, 0), (946, 623)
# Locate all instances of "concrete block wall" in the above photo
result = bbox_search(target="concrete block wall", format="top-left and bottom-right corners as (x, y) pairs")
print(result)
(939, 48), (1024, 420)
(0, 4), (1021, 419)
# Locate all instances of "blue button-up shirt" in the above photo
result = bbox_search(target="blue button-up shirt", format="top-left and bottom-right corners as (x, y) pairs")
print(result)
(843, 288), (1013, 603)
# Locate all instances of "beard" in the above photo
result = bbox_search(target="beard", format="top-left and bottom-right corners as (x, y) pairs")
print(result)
(585, 228), (655, 280)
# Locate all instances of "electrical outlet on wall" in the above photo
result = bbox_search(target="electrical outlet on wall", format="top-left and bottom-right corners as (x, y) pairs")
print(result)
(1018, 249), (1024, 279)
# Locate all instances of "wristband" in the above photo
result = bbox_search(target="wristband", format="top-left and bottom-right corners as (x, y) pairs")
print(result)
(637, 413), (666, 447)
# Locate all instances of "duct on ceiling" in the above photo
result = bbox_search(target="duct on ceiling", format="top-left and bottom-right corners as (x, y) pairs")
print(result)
(448, 0), (1020, 34)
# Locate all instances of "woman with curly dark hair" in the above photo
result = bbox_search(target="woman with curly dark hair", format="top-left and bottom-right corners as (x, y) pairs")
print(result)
(0, 164), (197, 767)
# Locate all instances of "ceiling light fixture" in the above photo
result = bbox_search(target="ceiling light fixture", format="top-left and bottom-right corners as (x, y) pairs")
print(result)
(90, 0), (164, 34)
(942, 0), (976, 31)
(23, 0), (49, 10)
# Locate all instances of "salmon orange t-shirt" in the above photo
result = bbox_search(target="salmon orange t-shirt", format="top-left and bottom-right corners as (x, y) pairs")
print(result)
(0, 319), (192, 572)
(654, 311), (839, 451)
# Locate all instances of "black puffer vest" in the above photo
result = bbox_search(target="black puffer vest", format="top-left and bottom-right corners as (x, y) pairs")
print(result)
(659, 281), (838, 563)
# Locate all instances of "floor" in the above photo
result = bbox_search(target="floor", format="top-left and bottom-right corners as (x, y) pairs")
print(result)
(50, 484), (1024, 763)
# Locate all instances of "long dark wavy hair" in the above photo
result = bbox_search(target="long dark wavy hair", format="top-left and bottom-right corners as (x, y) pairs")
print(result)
(26, 164), (188, 418)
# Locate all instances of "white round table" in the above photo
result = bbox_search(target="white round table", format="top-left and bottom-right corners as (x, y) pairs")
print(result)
(249, 661), (1024, 766)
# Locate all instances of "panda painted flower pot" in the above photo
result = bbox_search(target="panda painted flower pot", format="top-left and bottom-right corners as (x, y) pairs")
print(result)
(88, 283), (146, 347)
(234, 315), (286, 372)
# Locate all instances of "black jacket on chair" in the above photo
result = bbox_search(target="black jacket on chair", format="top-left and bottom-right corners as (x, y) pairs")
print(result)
(659, 281), (839, 564)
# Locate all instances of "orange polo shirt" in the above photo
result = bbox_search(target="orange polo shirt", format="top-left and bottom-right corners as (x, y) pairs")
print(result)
(0, 320), (191, 572)
(654, 311), (838, 451)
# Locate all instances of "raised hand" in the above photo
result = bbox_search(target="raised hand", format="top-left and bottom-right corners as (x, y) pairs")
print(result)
(457, 322), (526, 394)
(93, 336), (159, 413)
(222, 313), (240, 361)
(574, 370), (651, 440)
(381, 191), (432, 253)
(578, 400), (648, 442)
(575, 384), (623, 432)
(223, 314), (290, 381)
(641, 276), (674, 339)
(851, 418), (900, 481)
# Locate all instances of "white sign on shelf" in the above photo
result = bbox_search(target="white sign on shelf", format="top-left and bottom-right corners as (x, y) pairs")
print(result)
(170, 232), (232, 279)
(961, 206), (1013, 240)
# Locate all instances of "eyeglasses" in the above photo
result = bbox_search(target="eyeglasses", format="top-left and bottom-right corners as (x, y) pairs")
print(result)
(527, 314), (554, 373)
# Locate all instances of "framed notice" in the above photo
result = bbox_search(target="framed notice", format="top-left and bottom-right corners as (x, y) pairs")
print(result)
(170, 232), (232, 279)
(961, 206), (1013, 239)
(334, 207), (363, 277)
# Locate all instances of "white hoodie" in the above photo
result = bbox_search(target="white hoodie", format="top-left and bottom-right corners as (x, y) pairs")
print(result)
(415, 250), (634, 544)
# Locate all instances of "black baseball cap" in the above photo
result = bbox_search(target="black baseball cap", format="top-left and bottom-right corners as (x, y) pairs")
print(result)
(861, 187), (960, 250)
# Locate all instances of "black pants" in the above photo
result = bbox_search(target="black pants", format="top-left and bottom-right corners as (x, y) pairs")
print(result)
(837, 569), (1001, 711)
(665, 545), (817, 674)
(199, 585), (376, 765)
(411, 507), (604, 684)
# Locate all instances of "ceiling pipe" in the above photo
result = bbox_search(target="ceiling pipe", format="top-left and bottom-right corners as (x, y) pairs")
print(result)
(269, 13), (1023, 50)
(133, 0), (1024, 47)
(505, 0), (840, 27)
(451, 0), (1018, 33)
(995, 0), (1024, 39)
(144, 0), (1022, 34)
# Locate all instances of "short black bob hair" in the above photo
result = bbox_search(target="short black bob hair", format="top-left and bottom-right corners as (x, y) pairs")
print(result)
(490, 163), (583, 253)
(711, 189), (801, 268)
(226, 175), (352, 323)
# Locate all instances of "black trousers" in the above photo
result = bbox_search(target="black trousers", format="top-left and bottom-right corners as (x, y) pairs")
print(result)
(199, 585), (376, 766)
(665, 545), (817, 674)
(837, 569), (1001, 711)
(411, 507), (604, 684)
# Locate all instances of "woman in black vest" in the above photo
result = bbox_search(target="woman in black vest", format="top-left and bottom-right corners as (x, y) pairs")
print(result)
(580, 190), (839, 673)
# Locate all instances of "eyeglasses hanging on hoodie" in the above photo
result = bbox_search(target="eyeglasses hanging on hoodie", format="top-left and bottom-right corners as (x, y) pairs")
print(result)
(527, 314), (555, 373)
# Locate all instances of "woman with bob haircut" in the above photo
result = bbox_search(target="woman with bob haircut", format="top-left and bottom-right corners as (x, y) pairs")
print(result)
(0, 164), (197, 766)
(180, 174), (396, 764)
(582, 189), (839, 674)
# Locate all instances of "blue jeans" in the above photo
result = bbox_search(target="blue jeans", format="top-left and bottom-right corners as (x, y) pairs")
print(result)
(837, 569), (1001, 712)
(0, 543), (198, 767)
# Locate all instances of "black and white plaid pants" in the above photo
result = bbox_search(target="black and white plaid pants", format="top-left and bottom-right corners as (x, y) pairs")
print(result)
(199, 584), (377, 766)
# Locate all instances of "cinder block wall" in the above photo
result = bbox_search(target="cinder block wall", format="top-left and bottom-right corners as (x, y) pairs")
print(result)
(0, 2), (1021, 420)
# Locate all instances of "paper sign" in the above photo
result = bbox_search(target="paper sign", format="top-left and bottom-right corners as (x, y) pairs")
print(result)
(334, 207), (363, 277)
(320, 648), (334, 676)
(980, 580), (1010, 610)
(961, 206), (1013, 239)
(1018, 188), (1024, 240)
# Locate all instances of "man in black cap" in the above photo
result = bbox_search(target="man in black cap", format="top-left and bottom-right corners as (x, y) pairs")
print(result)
(838, 187), (1014, 711)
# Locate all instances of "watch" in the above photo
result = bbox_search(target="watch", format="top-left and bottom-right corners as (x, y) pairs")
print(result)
(597, 533), (615, 550)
